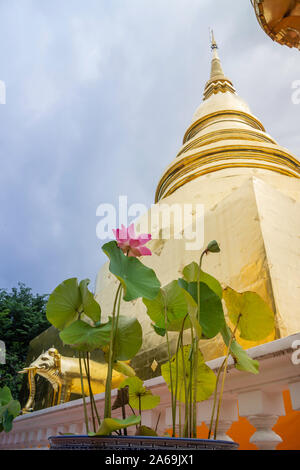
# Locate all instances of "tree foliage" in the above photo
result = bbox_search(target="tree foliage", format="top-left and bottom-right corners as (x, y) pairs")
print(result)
(0, 283), (50, 398)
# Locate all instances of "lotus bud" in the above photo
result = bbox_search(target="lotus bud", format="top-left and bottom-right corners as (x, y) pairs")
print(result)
(206, 240), (220, 253)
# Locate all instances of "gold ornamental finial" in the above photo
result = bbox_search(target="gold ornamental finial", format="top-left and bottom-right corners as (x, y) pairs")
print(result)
(203, 30), (236, 100)
(211, 29), (218, 50)
(209, 30), (224, 80)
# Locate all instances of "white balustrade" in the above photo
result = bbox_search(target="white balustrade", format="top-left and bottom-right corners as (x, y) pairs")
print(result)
(1, 333), (299, 450)
(238, 390), (285, 450)
(198, 397), (238, 441)
(288, 381), (300, 410)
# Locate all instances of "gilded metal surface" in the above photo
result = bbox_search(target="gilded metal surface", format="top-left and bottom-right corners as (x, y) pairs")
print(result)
(177, 129), (277, 158)
(252, 0), (300, 50)
(183, 110), (266, 144)
(19, 348), (126, 412)
(21, 368), (36, 413)
(155, 145), (300, 201)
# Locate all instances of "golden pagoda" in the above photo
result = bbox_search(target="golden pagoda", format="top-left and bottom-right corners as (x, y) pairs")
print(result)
(95, 34), (300, 378)
(252, 0), (300, 49)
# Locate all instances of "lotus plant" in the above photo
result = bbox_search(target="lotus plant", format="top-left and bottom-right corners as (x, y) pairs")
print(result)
(142, 240), (275, 439)
(46, 225), (161, 436)
(45, 228), (275, 440)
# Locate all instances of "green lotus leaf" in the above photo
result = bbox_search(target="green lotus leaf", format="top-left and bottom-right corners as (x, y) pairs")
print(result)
(92, 415), (141, 436)
(79, 279), (101, 323)
(161, 345), (216, 403)
(102, 241), (161, 301)
(59, 314), (142, 359)
(187, 307), (203, 339)
(182, 263), (223, 299)
(176, 279), (202, 338)
(46, 278), (82, 330)
(113, 316), (143, 361)
(178, 280), (225, 339)
(199, 270), (223, 299)
(220, 325), (259, 374)
(223, 287), (275, 341)
(136, 425), (158, 436)
(152, 324), (167, 337)
(120, 377), (160, 411)
(143, 281), (189, 332)
(59, 320), (111, 352)
(182, 262), (199, 283)
(112, 361), (136, 377)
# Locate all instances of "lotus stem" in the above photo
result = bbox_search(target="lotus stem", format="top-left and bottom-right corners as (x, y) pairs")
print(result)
(104, 283), (122, 419)
(166, 323), (176, 436)
(173, 314), (188, 437)
(83, 352), (101, 429)
(207, 357), (226, 439)
(83, 354), (96, 432)
(78, 352), (89, 434)
(181, 342), (189, 438)
(213, 314), (242, 439)
(192, 250), (205, 438)
(189, 330), (194, 438)
(155, 412), (161, 433)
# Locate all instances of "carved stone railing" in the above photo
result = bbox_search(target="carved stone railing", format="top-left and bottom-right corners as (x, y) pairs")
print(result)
(1, 333), (300, 450)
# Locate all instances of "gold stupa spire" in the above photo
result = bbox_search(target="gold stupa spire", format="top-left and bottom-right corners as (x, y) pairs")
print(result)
(204, 31), (236, 100)
(155, 33), (300, 202)
(210, 30), (224, 78)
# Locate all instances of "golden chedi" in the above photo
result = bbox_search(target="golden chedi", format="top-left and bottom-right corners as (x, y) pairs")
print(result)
(95, 34), (300, 379)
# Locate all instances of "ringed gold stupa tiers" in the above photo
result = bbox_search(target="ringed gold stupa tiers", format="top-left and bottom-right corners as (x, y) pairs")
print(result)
(252, 0), (300, 49)
(95, 33), (300, 378)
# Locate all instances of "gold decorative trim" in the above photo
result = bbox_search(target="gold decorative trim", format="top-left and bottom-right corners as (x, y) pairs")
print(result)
(158, 154), (299, 200)
(203, 79), (236, 100)
(155, 144), (300, 201)
(177, 128), (277, 157)
(183, 110), (265, 144)
(156, 162), (300, 201)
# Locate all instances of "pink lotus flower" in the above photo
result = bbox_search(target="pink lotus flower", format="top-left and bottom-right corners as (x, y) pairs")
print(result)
(113, 224), (152, 257)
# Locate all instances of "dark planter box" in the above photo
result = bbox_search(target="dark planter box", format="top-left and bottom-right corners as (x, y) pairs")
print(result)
(48, 435), (239, 450)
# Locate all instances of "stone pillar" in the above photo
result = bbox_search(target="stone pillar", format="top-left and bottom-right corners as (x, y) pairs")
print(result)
(36, 428), (48, 448)
(67, 422), (81, 434)
(198, 398), (238, 441)
(238, 390), (284, 450)
(288, 382), (300, 411)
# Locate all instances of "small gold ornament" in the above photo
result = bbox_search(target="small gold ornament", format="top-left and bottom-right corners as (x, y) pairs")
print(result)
(151, 359), (158, 372)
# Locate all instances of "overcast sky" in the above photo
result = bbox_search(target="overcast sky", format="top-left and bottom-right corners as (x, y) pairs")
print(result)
(0, 0), (299, 295)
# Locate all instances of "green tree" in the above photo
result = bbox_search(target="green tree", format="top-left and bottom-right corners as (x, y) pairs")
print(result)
(0, 283), (50, 398)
